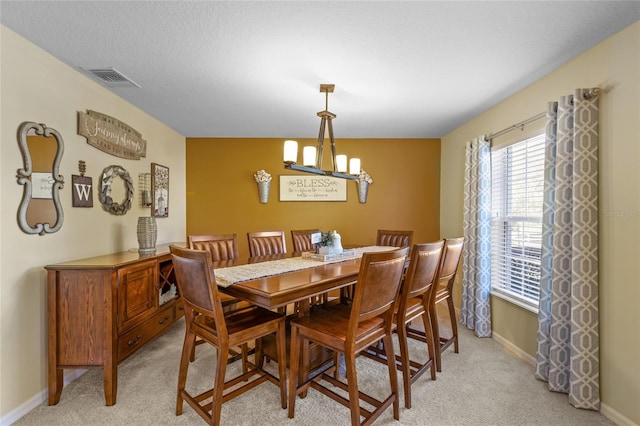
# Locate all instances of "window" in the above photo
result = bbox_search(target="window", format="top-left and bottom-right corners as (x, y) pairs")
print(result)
(490, 134), (545, 312)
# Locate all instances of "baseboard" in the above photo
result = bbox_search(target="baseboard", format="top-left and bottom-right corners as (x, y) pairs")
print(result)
(491, 331), (536, 367)
(0, 369), (87, 426)
(600, 403), (638, 426)
(491, 331), (637, 426)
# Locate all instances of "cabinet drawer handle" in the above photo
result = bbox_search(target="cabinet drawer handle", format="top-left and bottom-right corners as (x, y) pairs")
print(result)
(158, 315), (170, 325)
(128, 335), (142, 346)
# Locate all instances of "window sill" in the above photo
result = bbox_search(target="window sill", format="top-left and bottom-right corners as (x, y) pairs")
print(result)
(490, 289), (539, 314)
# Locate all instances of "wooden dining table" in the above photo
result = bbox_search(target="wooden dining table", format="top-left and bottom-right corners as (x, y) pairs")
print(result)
(214, 252), (362, 314)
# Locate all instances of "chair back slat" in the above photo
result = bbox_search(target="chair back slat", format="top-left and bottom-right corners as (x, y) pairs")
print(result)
(376, 229), (414, 248)
(351, 247), (409, 323)
(247, 231), (286, 256)
(403, 241), (445, 301)
(435, 237), (465, 294)
(291, 229), (320, 252)
(188, 234), (239, 261)
(170, 245), (226, 334)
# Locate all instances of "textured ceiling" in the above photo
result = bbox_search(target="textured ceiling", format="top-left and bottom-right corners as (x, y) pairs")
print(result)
(2, 1), (639, 138)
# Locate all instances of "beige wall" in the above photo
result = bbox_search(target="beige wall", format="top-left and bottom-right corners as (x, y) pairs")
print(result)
(0, 26), (186, 419)
(186, 137), (442, 258)
(440, 21), (640, 424)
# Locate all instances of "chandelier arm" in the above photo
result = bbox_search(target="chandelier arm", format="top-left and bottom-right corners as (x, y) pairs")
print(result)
(327, 118), (337, 172)
(316, 117), (326, 169)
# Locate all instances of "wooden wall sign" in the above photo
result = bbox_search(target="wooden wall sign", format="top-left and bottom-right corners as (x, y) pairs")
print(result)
(72, 160), (93, 207)
(77, 110), (147, 159)
(279, 175), (347, 201)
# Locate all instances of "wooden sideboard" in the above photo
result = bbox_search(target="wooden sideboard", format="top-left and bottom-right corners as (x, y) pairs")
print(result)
(45, 243), (185, 406)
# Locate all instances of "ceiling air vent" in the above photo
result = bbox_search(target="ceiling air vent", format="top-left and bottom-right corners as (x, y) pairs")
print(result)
(86, 68), (141, 88)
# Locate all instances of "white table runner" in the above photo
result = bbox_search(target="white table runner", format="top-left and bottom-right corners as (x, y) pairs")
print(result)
(214, 246), (396, 287)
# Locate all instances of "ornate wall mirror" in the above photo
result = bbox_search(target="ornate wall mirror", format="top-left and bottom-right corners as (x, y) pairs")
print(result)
(16, 122), (65, 235)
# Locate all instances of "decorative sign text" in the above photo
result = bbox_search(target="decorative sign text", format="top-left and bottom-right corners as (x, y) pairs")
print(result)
(77, 110), (147, 159)
(279, 175), (347, 202)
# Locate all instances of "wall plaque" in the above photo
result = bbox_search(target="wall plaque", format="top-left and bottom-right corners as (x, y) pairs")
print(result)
(78, 110), (147, 159)
(279, 175), (347, 201)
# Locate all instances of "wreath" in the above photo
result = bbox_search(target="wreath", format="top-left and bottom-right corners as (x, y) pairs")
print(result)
(99, 165), (134, 215)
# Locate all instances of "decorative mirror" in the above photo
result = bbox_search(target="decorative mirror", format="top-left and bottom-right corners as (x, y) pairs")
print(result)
(16, 122), (65, 235)
(99, 165), (134, 215)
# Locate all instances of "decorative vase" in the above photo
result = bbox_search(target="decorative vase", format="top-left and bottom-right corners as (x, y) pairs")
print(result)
(137, 216), (157, 254)
(257, 181), (270, 204)
(331, 231), (344, 253)
(356, 181), (369, 203)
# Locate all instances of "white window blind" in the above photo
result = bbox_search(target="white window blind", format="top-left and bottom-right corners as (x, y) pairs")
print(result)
(490, 134), (545, 311)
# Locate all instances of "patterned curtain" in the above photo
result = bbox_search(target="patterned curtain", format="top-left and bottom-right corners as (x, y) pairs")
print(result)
(535, 88), (600, 409)
(461, 136), (492, 337)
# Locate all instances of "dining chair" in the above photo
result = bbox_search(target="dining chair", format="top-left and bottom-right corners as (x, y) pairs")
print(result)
(288, 247), (409, 425)
(408, 237), (465, 372)
(376, 229), (414, 248)
(169, 245), (287, 425)
(187, 234), (249, 363)
(290, 228), (320, 252)
(247, 231), (287, 257)
(363, 241), (444, 409)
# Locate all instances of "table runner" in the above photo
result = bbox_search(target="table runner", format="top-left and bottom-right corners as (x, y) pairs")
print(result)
(214, 246), (396, 287)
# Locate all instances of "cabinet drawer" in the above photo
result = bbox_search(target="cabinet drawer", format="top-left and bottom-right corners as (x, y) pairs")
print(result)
(118, 304), (175, 361)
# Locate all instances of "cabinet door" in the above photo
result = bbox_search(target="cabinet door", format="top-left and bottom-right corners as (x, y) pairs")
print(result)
(117, 260), (158, 331)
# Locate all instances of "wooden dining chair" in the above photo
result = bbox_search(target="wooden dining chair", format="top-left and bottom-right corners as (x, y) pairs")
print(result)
(247, 231), (287, 257)
(376, 229), (414, 248)
(363, 241), (444, 409)
(428, 237), (464, 372)
(290, 229), (320, 252)
(288, 247), (409, 425)
(188, 234), (249, 363)
(169, 245), (287, 425)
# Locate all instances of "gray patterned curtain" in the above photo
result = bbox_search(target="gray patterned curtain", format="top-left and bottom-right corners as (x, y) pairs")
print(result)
(461, 136), (492, 337)
(535, 88), (600, 409)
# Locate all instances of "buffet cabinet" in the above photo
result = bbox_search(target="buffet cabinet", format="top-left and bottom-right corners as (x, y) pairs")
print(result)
(45, 243), (185, 406)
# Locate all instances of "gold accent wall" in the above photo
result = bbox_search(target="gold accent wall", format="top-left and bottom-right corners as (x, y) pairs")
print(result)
(186, 137), (441, 258)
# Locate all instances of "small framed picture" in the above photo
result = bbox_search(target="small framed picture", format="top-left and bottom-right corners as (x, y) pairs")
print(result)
(151, 163), (169, 218)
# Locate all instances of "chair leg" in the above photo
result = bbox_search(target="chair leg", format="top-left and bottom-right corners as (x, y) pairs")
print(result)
(446, 296), (459, 353)
(276, 321), (288, 409)
(382, 334), (400, 421)
(430, 302), (442, 372)
(344, 349), (361, 425)
(421, 311), (437, 381)
(288, 324), (301, 419)
(396, 322), (412, 409)
(211, 346), (229, 426)
(176, 331), (196, 415)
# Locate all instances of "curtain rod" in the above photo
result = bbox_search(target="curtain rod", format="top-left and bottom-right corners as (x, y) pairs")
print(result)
(487, 111), (546, 140)
(487, 88), (600, 140)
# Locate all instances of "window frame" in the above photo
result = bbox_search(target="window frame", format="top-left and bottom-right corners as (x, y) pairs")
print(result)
(490, 132), (545, 314)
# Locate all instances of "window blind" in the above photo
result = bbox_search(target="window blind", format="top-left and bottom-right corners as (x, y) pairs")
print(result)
(490, 133), (545, 310)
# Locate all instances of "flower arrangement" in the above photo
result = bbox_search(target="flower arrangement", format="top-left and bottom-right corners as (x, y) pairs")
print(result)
(254, 169), (272, 183)
(358, 169), (373, 184)
(319, 231), (335, 247)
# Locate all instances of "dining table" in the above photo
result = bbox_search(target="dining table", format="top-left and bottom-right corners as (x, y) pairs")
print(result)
(210, 246), (399, 375)
(212, 246), (396, 314)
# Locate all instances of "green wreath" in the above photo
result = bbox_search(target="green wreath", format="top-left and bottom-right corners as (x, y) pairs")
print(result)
(99, 165), (134, 215)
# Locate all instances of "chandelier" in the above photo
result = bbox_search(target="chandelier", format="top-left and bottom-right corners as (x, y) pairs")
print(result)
(283, 84), (361, 180)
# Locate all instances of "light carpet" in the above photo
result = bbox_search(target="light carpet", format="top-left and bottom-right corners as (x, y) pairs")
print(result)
(15, 317), (613, 425)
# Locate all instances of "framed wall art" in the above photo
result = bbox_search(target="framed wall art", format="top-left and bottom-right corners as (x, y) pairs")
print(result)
(279, 175), (347, 201)
(151, 163), (169, 217)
